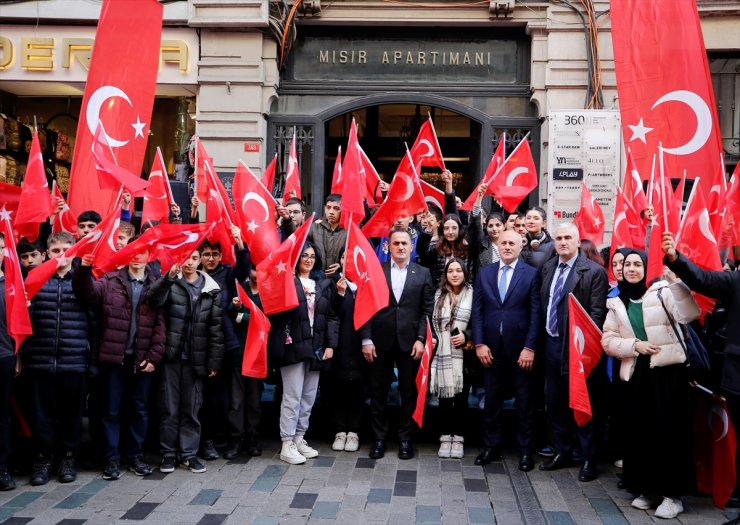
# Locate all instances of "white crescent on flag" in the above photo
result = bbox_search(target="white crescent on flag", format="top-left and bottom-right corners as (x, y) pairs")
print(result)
(86, 86), (133, 148)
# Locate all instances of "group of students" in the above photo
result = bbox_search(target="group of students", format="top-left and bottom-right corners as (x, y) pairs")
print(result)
(0, 175), (738, 523)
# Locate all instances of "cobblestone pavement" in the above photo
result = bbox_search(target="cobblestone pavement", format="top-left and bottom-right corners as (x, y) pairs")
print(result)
(0, 440), (735, 525)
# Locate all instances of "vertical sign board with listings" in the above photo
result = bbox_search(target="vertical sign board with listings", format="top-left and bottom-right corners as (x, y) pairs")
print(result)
(547, 110), (622, 248)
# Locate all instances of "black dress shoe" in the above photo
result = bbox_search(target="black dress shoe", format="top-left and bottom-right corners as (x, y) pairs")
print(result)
(578, 460), (597, 482)
(539, 452), (573, 471)
(223, 441), (240, 460)
(369, 440), (386, 459)
(201, 440), (220, 461)
(518, 453), (534, 472)
(474, 448), (502, 466)
(398, 441), (414, 460)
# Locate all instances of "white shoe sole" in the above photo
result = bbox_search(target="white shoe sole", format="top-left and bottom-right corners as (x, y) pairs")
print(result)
(332, 442), (346, 451)
(299, 449), (318, 459)
(344, 443), (359, 452)
(280, 454), (306, 465)
(632, 499), (651, 510)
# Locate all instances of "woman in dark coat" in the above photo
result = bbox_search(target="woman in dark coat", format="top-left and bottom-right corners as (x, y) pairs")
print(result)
(520, 206), (555, 271)
(267, 242), (339, 465)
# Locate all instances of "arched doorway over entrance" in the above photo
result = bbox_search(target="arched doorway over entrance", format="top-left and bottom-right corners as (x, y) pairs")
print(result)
(325, 104), (480, 202)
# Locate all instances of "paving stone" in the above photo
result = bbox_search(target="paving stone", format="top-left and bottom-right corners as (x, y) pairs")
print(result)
(545, 511), (577, 525)
(367, 488), (393, 504)
(416, 504), (441, 522)
(355, 458), (376, 469)
(1, 492), (44, 508)
(289, 493), (318, 509)
(467, 506), (496, 524)
(588, 497), (629, 525)
(190, 489), (222, 506)
(482, 462), (505, 475)
(119, 502), (159, 520)
(54, 493), (96, 510)
(396, 470), (417, 483)
(0, 518), (33, 525)
(250, 517), (280, 525)
(312, 457), (335, 468)
(310, 501), (339, 519)
(440, 461), (461, 472)
(393, 483), (416, 497)
(57, 520), (88, 525)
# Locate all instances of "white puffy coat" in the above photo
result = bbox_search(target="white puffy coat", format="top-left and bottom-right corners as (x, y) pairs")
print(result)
(601, 280), (700, 381)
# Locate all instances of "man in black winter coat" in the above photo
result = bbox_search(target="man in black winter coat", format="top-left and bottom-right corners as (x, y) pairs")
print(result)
(148, 247), (224, 474)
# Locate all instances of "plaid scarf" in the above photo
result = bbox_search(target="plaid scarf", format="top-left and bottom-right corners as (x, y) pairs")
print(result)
(430, 285), (472, 398)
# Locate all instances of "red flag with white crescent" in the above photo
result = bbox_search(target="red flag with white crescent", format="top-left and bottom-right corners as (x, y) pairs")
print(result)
(460, 138), (505, 211)
(412, 320), (433, 428)
(15, 130), (53, 242)
(420, 180), (446, 215)
(409, 119), (446, 173)
(282, 134), (301, 204)
(141, 147), (173, 225)
(344, 221), (389, 329)
(91, 122), (150, 197)
(0, 213), (32, 350)
(568, 294), (602, 426)
(232, 161), (280, 266)
(236, 280), (270, 379)
(694, 395), (737, 509)
(725, 165), (740, 247)
(488, 139), (538, 213)
(611, 0), (723, 202)
(573, 183), (605, 246)
(52, 182), (78, 237)
(67, 0), (162, 217)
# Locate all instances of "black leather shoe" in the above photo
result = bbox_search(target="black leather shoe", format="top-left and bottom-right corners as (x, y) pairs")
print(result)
(539, 452), (573, 471)
(369, 440), (386, 459)
(223, 441), (240, 460)
(201, 440), (220, 461)
(474, 448), (502, 466)
(518, 453), (534, 472)
(243, 436), (262, 457)
(398, 441), (414, 460)
(578, 460), (597, 482)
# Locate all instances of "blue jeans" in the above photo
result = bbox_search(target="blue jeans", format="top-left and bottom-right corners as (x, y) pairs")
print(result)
(100, 357), (153, 461)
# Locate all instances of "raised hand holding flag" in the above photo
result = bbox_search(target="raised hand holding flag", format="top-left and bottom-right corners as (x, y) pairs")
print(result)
(51, 182), (78, 236)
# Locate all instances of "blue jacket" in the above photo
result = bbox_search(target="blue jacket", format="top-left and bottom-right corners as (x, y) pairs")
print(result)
(472, 260), (541, 355)
(22, 270), (92, 374)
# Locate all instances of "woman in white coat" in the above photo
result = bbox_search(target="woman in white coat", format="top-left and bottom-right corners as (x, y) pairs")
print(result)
(601, 249), (700, 520)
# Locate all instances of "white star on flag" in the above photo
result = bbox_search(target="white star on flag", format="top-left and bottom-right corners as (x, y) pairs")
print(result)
(258, 330), (267, 342)
(246, 220), (259, 233)
(627, 118), (653, 144)
(275, 260), (287, 274)
(0, 206), (13, 222)
(592, 217), (602, 228)
(132, 116), (146, 139)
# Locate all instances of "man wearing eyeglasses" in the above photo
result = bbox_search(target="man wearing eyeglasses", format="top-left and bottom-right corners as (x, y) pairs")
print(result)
(196, 228), (250, 461)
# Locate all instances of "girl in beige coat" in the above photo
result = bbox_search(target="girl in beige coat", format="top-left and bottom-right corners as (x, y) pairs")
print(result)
(601, 250), (700, 520)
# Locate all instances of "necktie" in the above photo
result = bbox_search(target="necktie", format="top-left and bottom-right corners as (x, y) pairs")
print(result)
(498, 265), (509, 302)
(547, 262), (568, 336)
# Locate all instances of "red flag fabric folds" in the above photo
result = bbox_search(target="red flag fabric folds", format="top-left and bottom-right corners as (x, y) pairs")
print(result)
(420, 180), (446, 215)
(256, 213), (314, 315)
(568, 294), (602, 426)
(412, 320), (433, 428)
(339, 121), (366, 226)
(694, 395), (737, 509)
(460, 138), (505, 211)
(488, 139), (538, 213)
(282, 134), (301, 204)
(344, 222), (389, 329)
(359, 146), (383, 207)
(573, 183), (605, 246)
(236, 280), (270, 379)
(141, 148), (174, 225)
(408, 120), (446, 173)
(0, 214), (32, 350)
(330, 145), (343, 195)
(91, 123), (151, 197)
(67, 0), (162, 216)
(52, 182), (78, 236)
(15, 130), (53, 242)
(261, 155), (277, 195)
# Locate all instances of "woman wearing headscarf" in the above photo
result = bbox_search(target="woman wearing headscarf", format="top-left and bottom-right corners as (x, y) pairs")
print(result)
(601, 249), (700, 519)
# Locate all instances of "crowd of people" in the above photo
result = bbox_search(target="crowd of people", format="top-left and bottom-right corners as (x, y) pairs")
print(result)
(0, 174), (738, 522)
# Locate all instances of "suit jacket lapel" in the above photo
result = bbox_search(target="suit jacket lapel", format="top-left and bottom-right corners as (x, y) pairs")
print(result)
(399, 263), (416, 302)
(503, 263), (524, 304)
(383, 263), (396, 305)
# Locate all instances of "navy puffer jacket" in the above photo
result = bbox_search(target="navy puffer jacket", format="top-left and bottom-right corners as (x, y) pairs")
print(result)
(22, 270), (92, 373)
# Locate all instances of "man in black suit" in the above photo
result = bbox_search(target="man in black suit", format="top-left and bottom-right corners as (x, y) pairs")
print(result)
(361, 227), (434, 460)
(472, 230), (541, 471)
(539, 223), (607, 482)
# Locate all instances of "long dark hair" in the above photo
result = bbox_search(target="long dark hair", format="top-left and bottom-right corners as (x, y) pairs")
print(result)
(437, 214), (468, 259)
(435, 257), (469, 320)
(299, 241), (325, 281)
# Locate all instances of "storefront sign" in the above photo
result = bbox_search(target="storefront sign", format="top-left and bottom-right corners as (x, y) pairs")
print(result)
(290, 35), (521, 84)
(0, 26), (197, 85)
(547, 110), (622, 247)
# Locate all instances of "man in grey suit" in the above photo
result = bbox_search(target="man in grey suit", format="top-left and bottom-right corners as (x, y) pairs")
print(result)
(361, 227), (434, 460)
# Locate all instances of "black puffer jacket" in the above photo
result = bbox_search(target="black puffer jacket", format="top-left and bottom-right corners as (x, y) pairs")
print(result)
(148, 271), (225, 376)
(330, 277), (364, 382)
(22, 270), (92, 374)
(521, 231), (556, 270)
(267, 277), (339, 368)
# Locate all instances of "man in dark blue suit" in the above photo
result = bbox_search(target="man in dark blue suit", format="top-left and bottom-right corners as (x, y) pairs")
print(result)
(472, 230), (541, 471)
(538, 223), (607, 482)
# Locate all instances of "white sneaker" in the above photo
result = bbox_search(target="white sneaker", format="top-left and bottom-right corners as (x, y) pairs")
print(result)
(450, 436), (464, 459)
(614, 459), (623, 468)
(631, 494), (658, 510)
(344, 432), (359, 452)
(280, 440), (306, 465)
(332, 433), (347, 451)
(294, 438), (319, 459)
(438, 435), (452, 458)
(655, 497), (683, 519)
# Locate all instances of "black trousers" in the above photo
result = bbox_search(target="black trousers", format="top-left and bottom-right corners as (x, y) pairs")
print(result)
(369, 342), (420, 442)
(0, 356), (14, 467)
(329, 376), (364, 435)
(199, 359), (229, 444)
(482, 342), (535, 452)
(29, 371), (86, 458)
(158, 360), (203, 458)
(226, 350), (263, 439)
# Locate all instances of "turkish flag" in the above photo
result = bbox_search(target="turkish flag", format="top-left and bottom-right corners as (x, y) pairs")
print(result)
(0, 183), (22, 215)
(409, 119), (446, 173)
(52, 182), (78, 236)
(488, 139), (538, 213)
(725, 166), (740, 247)
(647, 162), (680, 284)
(677, 184), (722, 272)
(261, 154), (277, 196)
(15, 130), (53, 242)
(460, 138), (506, 211)
(611, 0), (723, 204)
(256, 213), (314, 315)
(420, 180), (446, 214)
(282, 134), (301, 204)
(232, 161), (280, 266)
(0, 214), (32, 350)
(623, 148), (648, 213)
(94, 222), (215, 276)
(344, 221), (389, 329)
(362, 151), (427, 238)
(330, 145), (343, 195)
(694, 395), (737, 509)
(568, 293), (602, 426)
(359, 146), (383, 207)
(25, 203), (121, 300)
(67, 0), (162, 217)
(339, 120), (366, 226)
(141, 147), (174, 225)
(90, 213), (122, 279)
(707, 163), (728, 241)
(412, 320), (433, 428)
(92, 123), (151, 197)
(573, 184), (605, 246)
(236, 280), (270, 379)
(608, 188), (635, 282)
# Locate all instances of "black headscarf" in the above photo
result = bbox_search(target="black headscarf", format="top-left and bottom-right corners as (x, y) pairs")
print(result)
(618, 249), (648, 307)
(611, 247), (633, 283)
